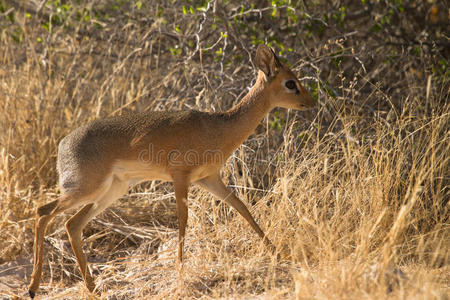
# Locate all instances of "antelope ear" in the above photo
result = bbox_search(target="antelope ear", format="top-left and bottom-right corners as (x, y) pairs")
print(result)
(254, 45), (280, 78)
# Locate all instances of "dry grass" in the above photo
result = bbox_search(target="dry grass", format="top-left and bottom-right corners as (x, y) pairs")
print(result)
(0, 1), (448, 299)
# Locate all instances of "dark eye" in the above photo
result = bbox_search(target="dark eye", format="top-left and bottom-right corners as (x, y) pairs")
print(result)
(285, 80), (297, 90)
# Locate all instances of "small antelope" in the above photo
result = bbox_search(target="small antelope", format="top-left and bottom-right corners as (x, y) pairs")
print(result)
(28, 45), (315, 298)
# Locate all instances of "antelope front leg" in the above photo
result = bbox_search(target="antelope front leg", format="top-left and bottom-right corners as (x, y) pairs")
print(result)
(65, 204), (97, 293)
(195, 173), (275, 252)
(172, 174), (190, 263)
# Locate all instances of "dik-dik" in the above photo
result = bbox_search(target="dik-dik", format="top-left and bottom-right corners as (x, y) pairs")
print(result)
(28, 44), (315, 298)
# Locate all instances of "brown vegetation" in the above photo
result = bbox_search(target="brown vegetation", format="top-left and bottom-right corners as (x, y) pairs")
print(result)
(0, 0), (448, 299)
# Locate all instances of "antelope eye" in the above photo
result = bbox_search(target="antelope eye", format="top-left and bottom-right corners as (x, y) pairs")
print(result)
(285, 80), (297, 90)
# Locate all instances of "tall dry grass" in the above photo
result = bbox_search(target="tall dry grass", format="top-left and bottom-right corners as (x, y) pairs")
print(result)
(0, 1), (448, 299)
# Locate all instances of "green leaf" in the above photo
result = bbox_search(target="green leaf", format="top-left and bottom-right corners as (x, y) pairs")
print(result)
(136, 1), (142, 10)
(169, 47), (181, 56)
(42, 22), (50, 31)
(6, 11), (14, 23)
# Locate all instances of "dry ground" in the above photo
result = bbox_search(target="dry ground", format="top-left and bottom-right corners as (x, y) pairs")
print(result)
(0, 1), (448, 299)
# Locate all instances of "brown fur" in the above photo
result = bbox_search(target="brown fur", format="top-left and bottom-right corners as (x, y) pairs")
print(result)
(28, 44), (315, 297)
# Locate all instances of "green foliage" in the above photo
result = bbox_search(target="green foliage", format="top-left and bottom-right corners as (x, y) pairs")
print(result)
(331, 49), (344, 68)
(269, 111), (286, 131)
(135, 1), (143, 10)
(332, 6), (347, 28)
(169, 46), (182, 56)
(0, 2), (21, 43)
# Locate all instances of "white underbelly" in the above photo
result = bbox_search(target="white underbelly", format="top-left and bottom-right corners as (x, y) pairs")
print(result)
(111, 160), (172, 183)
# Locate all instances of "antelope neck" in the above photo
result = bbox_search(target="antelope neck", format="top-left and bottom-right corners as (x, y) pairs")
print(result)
(220, 72), (272, 150)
